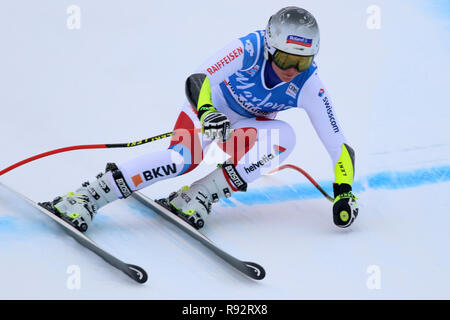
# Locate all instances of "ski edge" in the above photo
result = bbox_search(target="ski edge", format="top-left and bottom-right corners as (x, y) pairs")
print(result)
(0, 183), (148, 284)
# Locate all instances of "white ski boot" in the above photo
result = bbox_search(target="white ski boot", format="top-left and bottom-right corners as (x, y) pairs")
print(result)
(159, 162), (247, 229)
(40, 163), (132, 232)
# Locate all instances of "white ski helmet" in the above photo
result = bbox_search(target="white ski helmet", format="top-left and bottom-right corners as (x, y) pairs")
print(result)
(264, 7), (320, 59)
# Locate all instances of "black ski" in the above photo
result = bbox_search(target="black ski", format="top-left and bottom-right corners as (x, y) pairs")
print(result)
(0, 183), (148, 284)
(132, 191), (266, 280)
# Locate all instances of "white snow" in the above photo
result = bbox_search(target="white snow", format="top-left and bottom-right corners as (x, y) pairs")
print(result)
(0, 0), (449, 299)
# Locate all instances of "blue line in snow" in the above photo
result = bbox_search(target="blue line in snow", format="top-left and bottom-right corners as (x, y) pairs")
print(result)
(0, 217), (17, 232)
(367, 166), (450, 190)
(219, 165), (450, 206)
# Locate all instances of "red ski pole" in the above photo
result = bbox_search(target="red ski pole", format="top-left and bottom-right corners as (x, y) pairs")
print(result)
(0, 131), (177, 177)
(269, 164), (334, 202)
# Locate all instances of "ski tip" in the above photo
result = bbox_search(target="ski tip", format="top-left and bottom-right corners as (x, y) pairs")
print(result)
(244, 261), (266, 280)
(127, 264), (148, 284)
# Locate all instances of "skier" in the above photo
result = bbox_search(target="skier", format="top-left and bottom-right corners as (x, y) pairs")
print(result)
(42, 6), (359, 232)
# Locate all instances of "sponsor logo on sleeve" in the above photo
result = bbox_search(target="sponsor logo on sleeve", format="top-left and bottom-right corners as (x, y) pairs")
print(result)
(206, 47), (244, 76)
(322, 97), (340, 133)
(318, 88), (325, 97)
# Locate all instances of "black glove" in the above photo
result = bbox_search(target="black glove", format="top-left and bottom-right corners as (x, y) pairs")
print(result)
(332, 183), (359, 228)
(200, 110), (232, 142)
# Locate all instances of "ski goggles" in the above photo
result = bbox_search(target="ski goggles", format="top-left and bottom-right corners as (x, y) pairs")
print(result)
(272, 50), (314, 73)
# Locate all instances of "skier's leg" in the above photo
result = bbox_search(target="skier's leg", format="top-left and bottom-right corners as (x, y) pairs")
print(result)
(116, 102), (212, 190)
(167, 117), (296, 229)
(223, 117), (296, 183)
(43, 102), (210, 232)
(167, 102), (213, 176)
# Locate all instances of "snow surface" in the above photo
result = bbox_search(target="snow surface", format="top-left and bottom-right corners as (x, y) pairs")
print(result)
(0, 0), (449, 299)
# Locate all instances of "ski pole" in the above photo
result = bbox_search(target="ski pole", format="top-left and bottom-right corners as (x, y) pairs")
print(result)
(0, 131), (179, 177)
(269, 164), (334, 202)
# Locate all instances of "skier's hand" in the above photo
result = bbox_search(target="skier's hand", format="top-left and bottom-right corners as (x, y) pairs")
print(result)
(332, 183), (359, 228)
(200, 110), (232, 142)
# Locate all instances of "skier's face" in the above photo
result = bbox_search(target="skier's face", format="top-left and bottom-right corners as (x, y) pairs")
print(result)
(271, 61), (300, 82)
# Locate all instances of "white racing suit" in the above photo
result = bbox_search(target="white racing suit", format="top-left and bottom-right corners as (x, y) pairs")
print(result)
(106, 30), (349, 199)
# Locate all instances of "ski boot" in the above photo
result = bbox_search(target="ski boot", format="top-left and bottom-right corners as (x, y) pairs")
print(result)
(158, 162), (247, 229)
(40, 163), (132, 232)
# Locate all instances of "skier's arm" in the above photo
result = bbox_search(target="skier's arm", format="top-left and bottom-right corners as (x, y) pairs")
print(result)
(184, 41), (242, 141)
(298, 71), (359, 227)
(185, 37), (247, 116)
(185, 31), (263, 116)
(185, 32), (259, 140)
(184, 73), (231, 142)
(298, 71), (352, 178)
(184, 44), (240, 140)
(194, 38), (246, 86)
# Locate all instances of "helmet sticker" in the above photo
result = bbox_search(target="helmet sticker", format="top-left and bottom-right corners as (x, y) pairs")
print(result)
(286, 35), (313, 47)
